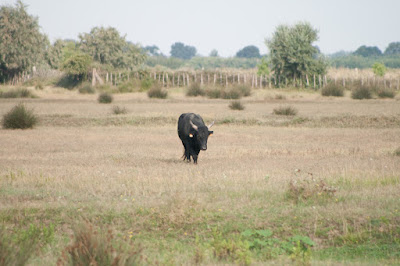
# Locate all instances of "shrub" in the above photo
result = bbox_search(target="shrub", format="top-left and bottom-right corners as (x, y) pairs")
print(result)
(147, 85), (168, 99)
(229, 101), (245, 110)
(372, 62), (386, 77)
(273, 106), (298, 116)
(351, 86), (372, 99)
(58, 223), (142, 266)
(223, 87), (242, 99)
(117, 80), (137, 93)
(377, 88), (395, 98)
(186, 83), (205, 97)
(140, 77), (154, 91)
(321, 84), (344, 97)
(2, 103), (38, 129)
(0, 88), (36, 98)
(206, 87), (223, 99)
(55, 75), (82, 89)
(34, 80), (44, 90)
(394, 147), (400, 156)
(98, 92), (113, 103)
(275, 94), (286, 100)
(78, 83), (96, 94)
(112, 105), (127, 115)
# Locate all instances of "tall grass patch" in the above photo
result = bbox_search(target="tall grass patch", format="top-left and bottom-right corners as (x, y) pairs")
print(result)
(112, 105), (128, 115)
(229, 101), (245, 110)
(0, 88), (36, 98)
(147, 84), (168, 99)
(377, 88), (396, 99)
(78, 83), (96, 94)
(321, 84), (344, 97)
(273, 106), (298, 116)
(186, 83), (205, 97)
(2, 103), (38, 129)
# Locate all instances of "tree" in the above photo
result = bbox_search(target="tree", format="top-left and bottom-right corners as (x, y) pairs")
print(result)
(257, 57), (270, 76)
(209, 49), (219, 57)
(144, 45), (162, 56)
(384, 42), (400, 55)
(60, 52), (92, 80)
(266, 22), (327, 86)
(372, 62), (386, 77)
(236, 45), (260, 58)
(0, 1), (48, 82)
(170, 42), (197, 60)
(46, 39), (66, 69)
(353, 45), (382, 57)
(78, 27), (145, 69)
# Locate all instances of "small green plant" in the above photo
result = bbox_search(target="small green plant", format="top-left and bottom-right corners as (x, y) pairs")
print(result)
(2, 103), (38, 129)
(273, 106), (298, 116)
(288, 235), (315, 266)
(377, 88), (395, 99)
(147, 85), (168, 99)
(78, 83), (96, 94)
(351, 86), (372, 99)
(140, 77), (154, 91)
(229, 100), (245, 110)
(117, 80), (137, 93)
(112, 105), (127, 115)
(394, 147), (400, 156)
(0, 88), (36, 98)
(186, 83), (205, 97)
(98, 92), (113, 103)
(372, 62), (386, 77)
(321, 84), (344, 97)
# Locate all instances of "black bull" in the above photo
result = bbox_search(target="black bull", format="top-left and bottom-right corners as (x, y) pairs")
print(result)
(177, 113), (214, 164)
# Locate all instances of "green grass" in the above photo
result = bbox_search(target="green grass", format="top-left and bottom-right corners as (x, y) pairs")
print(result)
(0, 88), (36, 98)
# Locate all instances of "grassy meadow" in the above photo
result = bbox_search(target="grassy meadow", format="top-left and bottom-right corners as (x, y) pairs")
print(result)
(1, 84), (400, 265)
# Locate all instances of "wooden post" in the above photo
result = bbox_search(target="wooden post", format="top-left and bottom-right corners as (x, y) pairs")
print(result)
(324, 75), (327, 87)
(106, 73), (109, 83)
(201, 73), (203, 85)
(207, 73), (210, 85)
(244, 74), (246, 84)
(313, 75), (316, 89)
(177, 74), (180, 87)
(226, 74), (228, 86)
(306, 74), (309, 87)
(187, 74), (190, 87)
(110, 73), (113, 85)
(214, 73), (216, 85)
(172, 73), (175, 87)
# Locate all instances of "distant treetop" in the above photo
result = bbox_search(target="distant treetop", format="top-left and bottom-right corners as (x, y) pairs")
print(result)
(353, 45), (382, 57)
(170, 42), (197, 60)
(236, 45), (261, 58)
(384, 42), (400, 55)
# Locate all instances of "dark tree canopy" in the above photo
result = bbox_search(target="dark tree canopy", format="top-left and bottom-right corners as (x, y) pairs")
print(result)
(0, 0), (48, 81)
(144, 45), (162, 56)
(353, 45), (382, 57)
(236, 45), (260, 58)
(170, 42), (197, 60)
(384, 42), (400, 55)
(209, 49), (219, 57)
(266, 22), (327, 86)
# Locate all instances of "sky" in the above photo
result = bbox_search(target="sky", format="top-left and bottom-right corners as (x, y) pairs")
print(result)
(2, 0), (400, 57)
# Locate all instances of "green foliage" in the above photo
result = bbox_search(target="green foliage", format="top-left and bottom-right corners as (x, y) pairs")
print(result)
(78, 26), (146, 69)
(46, 39), (66, 69)
(140, 77), (154, 91)
(394, 147), (400, 157)
(58, 223), (142, 266)
(353, 45), (382, 57)
(351, 86), (372, 99)
(147, 85), (168, 99)
(273, 106), (298, 116)
(384, 42), (400, 55)
(186, 83), (205, 97)
(377, 88), (395, 99)
(143, 45), (162, 56)
(267, 22), (327, 86)
(2, 103), (38, 129)
(257, 57), (270, 76)
(0, 224), (55, 266)
(372, 62), (386, 77)
(209, 49), (219, 57)
(78, 83), (96, 94)
(289, 235), (315, 265)
(229, 100), (245, 110)
(98, 92), (113, 103)
(329, 54), (400, 69)
(170, 42), (197, 60)
(112, 105), (128, 115)
(61, 53), (92, 80)
(0, 87), (36, 98)
(236, 45), (261, 58)
(0, 1), (49, 82)
(286, 172), (337, 204)
(321, 84), (344, 97)
(145, 56), (185, 69)
(117, 80), (138, 93)
(205, 85), (250, 99)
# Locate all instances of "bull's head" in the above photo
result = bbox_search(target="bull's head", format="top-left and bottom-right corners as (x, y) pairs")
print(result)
(189, 120), (214, 150)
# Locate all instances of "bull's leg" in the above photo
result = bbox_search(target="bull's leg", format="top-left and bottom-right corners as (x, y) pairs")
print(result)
(193, 150), (200, 164)
(182, 141), (191, 162)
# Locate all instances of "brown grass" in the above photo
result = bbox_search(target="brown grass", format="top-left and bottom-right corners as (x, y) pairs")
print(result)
(0, 86), (399, 264)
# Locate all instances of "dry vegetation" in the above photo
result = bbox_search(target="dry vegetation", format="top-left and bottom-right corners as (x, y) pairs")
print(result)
(0, 84), (400, 265)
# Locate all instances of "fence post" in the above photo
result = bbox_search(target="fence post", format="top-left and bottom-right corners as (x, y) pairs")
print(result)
(201, 73), (203, 85)
(187, 74), (190, 87)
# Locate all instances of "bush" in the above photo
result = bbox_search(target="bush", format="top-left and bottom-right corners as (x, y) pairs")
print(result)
(117, 80), (137, 93)
(58, 223), (142, 266)
(321, 84), (344, 97)
(206, 87), (223, 99)
(140, 77), (154, 91)
(275, 94), (286, 100)
(78, 83), (96, 94)
(234, 85), (251, 97)
(0, 88), (36, 98)
(377, 88), (395, 98)
(394, 147), (400, 156)
(351, 86), (372, 99)
(186, 83), (205, 97)
(98, 92), (113, 103)
(2, 103), (38, 129)
(34, 80), (44, 90)
(223, 87), (242, 99)
(229, 101), (245, 110)
(147, 85), (168, 99)
(273, 106), (298, 116)
(112, 105), (127, 115)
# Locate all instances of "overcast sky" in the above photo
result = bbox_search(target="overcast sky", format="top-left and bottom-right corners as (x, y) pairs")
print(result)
(2, 0), (399, 57)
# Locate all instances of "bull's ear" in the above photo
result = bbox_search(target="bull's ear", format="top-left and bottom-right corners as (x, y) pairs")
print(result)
(208, 131), (213, 136)
(189, 133), (194, 138)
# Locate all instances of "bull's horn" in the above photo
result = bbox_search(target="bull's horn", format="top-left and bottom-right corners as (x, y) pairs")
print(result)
(208, 121), (215, 129)
(190, 120), (198, 131)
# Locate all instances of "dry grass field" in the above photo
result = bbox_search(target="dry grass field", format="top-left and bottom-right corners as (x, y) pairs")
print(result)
(1, 85), (400, 265)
